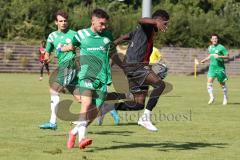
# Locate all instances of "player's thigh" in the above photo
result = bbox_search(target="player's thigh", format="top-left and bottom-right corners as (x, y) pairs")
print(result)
(50, 82), (64, 93)
(207, 68), (217, 83)
(207, 71), (215, 83)
(207, 77), (215, 83)
(80, 91), (93, 113)
(79, 81), (105, 122)
(44, 63), (49, 70)
(78, 79), (105, 108)
(216, 70), (228, 84)
(78, 79), (95, 96)
(144, 71), (162, 86)
(92, 85), (107, 108)
(73, 90), (81, 103)
(71, 86), (81, 103)
(55, 62), (77, 86)
(65, 77), (79, 101)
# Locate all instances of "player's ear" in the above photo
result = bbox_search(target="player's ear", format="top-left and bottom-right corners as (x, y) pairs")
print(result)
(55, 20), (58, 26)
(91, 16), (97, 25)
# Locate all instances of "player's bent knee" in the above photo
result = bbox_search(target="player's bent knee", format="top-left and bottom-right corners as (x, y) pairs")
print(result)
(50, 89), (59, 95)
(74, 95), (81, 103)
(207, 82), (213, 88)
(152, 80), (165, 89)
(135, 104), (145, 110)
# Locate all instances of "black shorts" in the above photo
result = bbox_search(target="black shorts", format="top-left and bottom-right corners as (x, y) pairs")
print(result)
(123, 64), (152, 93)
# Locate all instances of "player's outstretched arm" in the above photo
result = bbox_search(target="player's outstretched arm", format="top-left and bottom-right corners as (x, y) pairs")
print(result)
(200, 55), (210, 64)
(110, 52), (123, 69)
(44, 52), (50, 63)
(139, 18), (168, 32)
(218, 54), (229, 59)
(114, 34), (130, 45)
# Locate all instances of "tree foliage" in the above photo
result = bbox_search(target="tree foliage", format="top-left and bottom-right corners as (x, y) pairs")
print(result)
(1, 0), (240, 48)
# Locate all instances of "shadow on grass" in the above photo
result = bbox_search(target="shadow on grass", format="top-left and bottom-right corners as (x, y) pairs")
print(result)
(95, 122), (138, 126)
(163, 95), (183, 98)
(227, 102), (240, 105)
(43, 148), (62, 155)
(88, 130), (135, 137)
(86, 141), (228, 152)
(38, 124), (137, 138)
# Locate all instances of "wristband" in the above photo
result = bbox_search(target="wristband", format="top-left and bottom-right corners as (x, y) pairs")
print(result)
(57, 47), (62, 52)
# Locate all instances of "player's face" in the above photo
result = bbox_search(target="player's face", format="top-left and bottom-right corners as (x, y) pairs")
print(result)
(91, 17), (108, 33)
(211, 36), (218, 45)
(55, 15), (68, 32)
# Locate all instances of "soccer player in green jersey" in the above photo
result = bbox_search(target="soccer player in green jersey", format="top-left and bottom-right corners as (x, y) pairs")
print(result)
(61, 9), (118, 149)
(39, 11), (80, 130)
(201, 34), (229, 105)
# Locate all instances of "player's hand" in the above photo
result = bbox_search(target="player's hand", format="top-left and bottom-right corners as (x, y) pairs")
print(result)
(212, 54), (219, 59)
(43, 59), (50, 64)
(44, 53), (50, 62)
(155, 19), (168, 32)
(60, 45), (74, 52)
(200, 60), (205, 64)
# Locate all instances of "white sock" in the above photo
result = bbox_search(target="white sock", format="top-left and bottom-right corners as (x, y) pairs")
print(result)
(140, 109), (151, 121)
(71, 127), (79, 135)
(70, 121), (81, 135)
(222, 85), (228, 99)
(207, 83), (214, 99)
(49, 92), (59, 124)
(143, 109), (151, 115)
(77, 121), (88, 142)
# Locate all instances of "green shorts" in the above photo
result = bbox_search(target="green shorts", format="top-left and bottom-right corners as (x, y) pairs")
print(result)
(208, 69), (228, 83)
(77, 79), (107, 107)
(50, 59), (78, 87)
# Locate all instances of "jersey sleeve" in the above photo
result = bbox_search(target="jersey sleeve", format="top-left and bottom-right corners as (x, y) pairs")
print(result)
(72, 32), (81, 47)
(104, 30), (117, 55)
(141, 23), (154, 33)
(103, 29), (114, 41)
(45, 33), (54, 54)
(221, 45), (228, 56)
(128, 31), (135, 39)
(207, 46), (211, 54)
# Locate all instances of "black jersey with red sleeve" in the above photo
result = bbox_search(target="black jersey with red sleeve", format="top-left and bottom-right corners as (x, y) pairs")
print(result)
(123, 24), (154, 64)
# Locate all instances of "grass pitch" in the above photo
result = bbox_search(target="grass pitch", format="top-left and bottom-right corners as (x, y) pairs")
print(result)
(0, 73), (240, 160)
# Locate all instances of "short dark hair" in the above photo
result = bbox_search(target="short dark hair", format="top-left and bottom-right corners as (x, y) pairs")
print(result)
(210, 33), (219, 38)
(55, 11), (68, 21)
(152, 9), (169, 21)
(91, 8), (109, 20)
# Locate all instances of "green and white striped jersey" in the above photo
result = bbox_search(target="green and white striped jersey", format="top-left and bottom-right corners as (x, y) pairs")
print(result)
(46, 29), (77, 65)
(72, 27), (115, 85)
(208, 44), (228, 70)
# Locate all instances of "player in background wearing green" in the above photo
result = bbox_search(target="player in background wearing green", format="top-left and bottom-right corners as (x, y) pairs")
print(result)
(39, 11), (80, 130)
(201, 34), (229, 105)
(61, 9), (121, 149)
